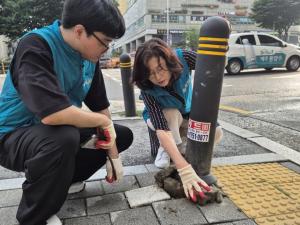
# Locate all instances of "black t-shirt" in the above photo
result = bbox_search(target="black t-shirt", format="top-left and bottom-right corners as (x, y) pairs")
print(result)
(10, 34), (110, 119)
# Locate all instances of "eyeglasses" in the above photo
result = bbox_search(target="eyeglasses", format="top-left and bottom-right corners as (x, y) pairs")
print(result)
(148, 65), (167, 80)
(92, 33), (109, 53)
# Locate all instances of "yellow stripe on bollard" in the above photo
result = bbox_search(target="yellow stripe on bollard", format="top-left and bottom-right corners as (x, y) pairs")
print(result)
(199, 43), (228, 50)
(119, 62), (132, 68)
(197, 50), (226, 56)
(199, 37), (228, 42)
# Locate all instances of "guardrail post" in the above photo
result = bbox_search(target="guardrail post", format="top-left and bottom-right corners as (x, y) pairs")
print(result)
(119, 53), (137, 117)
(185, 16), (231, 185)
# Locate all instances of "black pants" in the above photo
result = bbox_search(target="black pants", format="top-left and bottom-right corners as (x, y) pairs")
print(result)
(0, 124), (133, 225)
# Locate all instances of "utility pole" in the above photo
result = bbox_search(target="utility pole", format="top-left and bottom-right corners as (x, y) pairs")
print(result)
(166, 0), (170, 45)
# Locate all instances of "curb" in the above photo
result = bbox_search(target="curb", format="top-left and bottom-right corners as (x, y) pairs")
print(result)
(0, 120), (299, 192)
(0, 154), (288, 192)
(112, 117), (300, 165)
(219, 120), (300, 165)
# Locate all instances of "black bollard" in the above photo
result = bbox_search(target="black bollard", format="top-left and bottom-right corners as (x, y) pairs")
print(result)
(185, 16), (231, 185)
(119, 53), (137, 117)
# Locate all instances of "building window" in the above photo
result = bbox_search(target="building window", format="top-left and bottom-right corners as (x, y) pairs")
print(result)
(191, 11), (204, 15)
(178, 16), (185, 23)
(125, 16), (145, 37)
(152, 14), (186, 23)
(170, 15), (178, 23)
(227, 16), (255, 25)
(190, 15), (210, 22)
(152, 15), (166, 23)
(128, 0), (137, 7)
(136, 17), (145, 27)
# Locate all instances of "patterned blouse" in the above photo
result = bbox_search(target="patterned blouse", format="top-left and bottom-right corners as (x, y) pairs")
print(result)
(141, 49), (197, 156)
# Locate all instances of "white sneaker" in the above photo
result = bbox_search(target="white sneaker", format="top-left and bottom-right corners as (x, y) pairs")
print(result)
(46, 215), (62, 225)
(68, 181), (85, 194)
(155, 147), (170, 169)
(214, 126), (223, 146)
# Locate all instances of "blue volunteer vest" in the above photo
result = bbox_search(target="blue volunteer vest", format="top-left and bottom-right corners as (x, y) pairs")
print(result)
(0, 20), (96, 135)
(142, 48), (192, 121)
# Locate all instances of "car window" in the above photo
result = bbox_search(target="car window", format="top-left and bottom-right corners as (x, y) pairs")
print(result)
(258, 35), (282, 47)
(236, 35), (256, 45)
(100, 57), (110, 62)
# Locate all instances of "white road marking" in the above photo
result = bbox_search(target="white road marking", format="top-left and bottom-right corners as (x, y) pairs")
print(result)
(103, 71), (140, 94)
(270, 74), (298, 79)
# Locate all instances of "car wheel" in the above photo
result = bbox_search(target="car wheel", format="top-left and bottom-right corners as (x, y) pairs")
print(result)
(286, 56), (300, 71)
(264, 68), (273, 71)
(226, 59), (242, 75)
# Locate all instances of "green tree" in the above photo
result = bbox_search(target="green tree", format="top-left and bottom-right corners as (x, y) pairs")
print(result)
(112, 0), (119, 7)
(171, 29), (199, 50)
(251, 0), (300, 41)
(0, 0), (63, 41)
(183, 28), (199, 51)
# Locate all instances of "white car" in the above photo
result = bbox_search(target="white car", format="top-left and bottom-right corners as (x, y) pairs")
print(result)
(226, 32), (300, 74)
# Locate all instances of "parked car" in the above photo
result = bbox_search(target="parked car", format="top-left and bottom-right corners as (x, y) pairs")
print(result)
(99, 57), (120, 69)
(226, 32), (300, 74)
(99, 57), (110, 69)
(106, 57), (120, 68)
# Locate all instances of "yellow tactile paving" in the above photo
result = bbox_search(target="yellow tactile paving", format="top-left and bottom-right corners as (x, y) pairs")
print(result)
(212, 163), (300, 186)
(255, 212), (300, 225)
(276, 182), (300, 203)
(221, 182), (300, 218)
(212, 163), (300, 225)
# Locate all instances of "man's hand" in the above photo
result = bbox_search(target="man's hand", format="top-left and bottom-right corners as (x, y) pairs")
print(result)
(177, 164), (211, 202)
(105, 155), (123, 183)
(95, 121), (116, 149)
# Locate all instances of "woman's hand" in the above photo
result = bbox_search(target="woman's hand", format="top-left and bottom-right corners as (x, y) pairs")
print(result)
(177, 164), (211, 202)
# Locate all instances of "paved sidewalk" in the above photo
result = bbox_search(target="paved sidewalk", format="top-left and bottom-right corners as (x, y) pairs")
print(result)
(0, 103), (299, 224)
(0, 157), (299, 224)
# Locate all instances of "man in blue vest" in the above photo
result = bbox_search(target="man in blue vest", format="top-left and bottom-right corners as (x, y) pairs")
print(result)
(0, 0), (133, 224)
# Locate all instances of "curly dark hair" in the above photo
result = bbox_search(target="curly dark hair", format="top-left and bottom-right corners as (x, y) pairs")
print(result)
(132, 38), (183, 90)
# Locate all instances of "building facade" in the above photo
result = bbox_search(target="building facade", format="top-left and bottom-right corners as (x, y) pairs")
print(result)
(0, 35), (9, 61)
(114, 0), (265, 54)
(118, 0), (128, 14)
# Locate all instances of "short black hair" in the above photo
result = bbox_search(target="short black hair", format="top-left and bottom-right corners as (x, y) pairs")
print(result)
(62, 0), (125, 39)
(132, 38), (183, 90)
